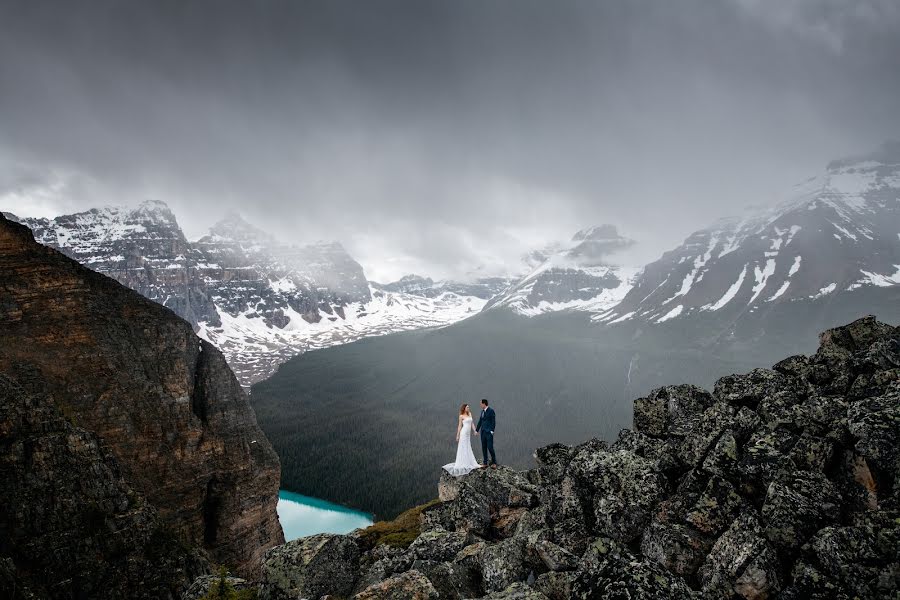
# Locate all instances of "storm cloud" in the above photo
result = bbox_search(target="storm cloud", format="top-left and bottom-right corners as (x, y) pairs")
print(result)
(1, 0), (899, 280)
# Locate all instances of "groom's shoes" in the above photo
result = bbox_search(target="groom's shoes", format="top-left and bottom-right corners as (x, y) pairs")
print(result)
(490, 463), (497, 469)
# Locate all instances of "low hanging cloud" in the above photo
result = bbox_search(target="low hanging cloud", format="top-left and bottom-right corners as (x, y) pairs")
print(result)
(1, 0), (898, 281)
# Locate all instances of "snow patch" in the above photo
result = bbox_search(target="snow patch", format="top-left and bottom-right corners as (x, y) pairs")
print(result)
(748, 259), (777, 304)
(703, 266), (747, 311)
(656, 304), (683, 323)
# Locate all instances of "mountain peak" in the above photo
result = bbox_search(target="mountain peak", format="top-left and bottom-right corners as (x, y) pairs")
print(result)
(135, 198), (172, 212)
(572, 224), (624, 242)
(826, 140), (900, 172)
(206, 212), (273, 243)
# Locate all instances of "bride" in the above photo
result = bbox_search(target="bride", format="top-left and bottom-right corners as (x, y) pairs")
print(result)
(443, 403), (481, 476)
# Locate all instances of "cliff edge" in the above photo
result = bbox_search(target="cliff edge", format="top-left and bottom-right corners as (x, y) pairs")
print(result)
(0, 213), (283, 588)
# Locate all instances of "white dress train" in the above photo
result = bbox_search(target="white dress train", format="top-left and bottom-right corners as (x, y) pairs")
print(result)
(443, 416), (481, 476)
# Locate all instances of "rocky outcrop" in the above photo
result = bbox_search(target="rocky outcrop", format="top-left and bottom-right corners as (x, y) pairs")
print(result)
(249, 315), (899, 599)
(0, 214), (283, 579)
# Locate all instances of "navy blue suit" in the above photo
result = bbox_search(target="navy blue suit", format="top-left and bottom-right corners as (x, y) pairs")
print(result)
(476, 406), (497, 465)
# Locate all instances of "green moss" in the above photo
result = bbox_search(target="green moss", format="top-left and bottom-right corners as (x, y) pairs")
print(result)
(356, 499), (440, 550)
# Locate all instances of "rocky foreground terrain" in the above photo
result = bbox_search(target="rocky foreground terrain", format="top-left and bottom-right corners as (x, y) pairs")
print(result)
(217, 315), (898, 599)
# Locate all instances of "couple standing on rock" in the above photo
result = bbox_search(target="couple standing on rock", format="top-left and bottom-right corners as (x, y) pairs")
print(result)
(443, 399), (498, 476)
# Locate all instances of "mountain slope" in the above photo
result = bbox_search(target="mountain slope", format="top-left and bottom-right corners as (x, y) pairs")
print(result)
(596, 142), (900, 326)
(0, 213), (283, 576)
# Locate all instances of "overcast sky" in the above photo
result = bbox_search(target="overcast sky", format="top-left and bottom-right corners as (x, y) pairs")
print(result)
(1, 0), (899, 281)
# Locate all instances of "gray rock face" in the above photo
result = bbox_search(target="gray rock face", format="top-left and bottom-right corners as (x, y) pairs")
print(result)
(249, 315), (900, 600)
(353, 569), (439, 599)
(260, 534), (360, 600)
(699, 513), (781, 600)
(0, 375), (209, 600)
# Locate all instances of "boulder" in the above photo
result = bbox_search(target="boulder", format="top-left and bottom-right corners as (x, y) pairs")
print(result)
(260, 534), (360, 600)
(439, 471), (463, 502)
(572, 537), (694, 599)
(611, 428), (680, 475)
(491, 507), (529, 539)
(454, 541), (487, 571)
(580, 450), (667, 543)
(701, 429), (740, 478)
(480, 538), (528, 593)
(787, 431), (834, 473)
(756, 390), (807, 431)
(477, 582), (549, 599)
(684, 476), (744, 536)
(761, 471), (841, 550)
(847, 387), (900, 500)
(699, 512), (781, 600)
(632, 384), (715, 438)
(817, 315), (895, 356)
(675, 402), (740, 468)
(533, 571), (576, 600)
(714, 368), (799, 409)
(533, 443), (573, 485)
(533, 540), (577, 572)
(353, 569), (439, 600)
(640, 521), (709, 577)
(408, 529), (469, 562)
(772, 354), (813, 379)
(413, 560), (482, 599)
(736, 428), (797, 495)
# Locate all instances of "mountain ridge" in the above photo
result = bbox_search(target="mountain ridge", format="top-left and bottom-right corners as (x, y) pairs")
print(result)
(5, 204), (500, 385)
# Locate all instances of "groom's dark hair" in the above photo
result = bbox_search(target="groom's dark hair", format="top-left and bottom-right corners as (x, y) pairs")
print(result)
(481, 399), (489, 406)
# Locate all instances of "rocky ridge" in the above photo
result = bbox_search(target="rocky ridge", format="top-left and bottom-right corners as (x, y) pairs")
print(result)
(241, 315), (899, 599)
(0, 213), (283, 586)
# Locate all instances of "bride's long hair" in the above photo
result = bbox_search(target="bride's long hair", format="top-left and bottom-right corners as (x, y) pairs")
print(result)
(459, 403), (469, 416)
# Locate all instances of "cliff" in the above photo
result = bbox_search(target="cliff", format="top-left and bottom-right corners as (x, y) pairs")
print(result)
(250, 315), (899, 599)
(0, 375), (208, 599)
(0, 213), (283, 583)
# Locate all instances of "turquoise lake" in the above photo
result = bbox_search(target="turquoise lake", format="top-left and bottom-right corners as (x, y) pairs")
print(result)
(277, 490), (374, 541)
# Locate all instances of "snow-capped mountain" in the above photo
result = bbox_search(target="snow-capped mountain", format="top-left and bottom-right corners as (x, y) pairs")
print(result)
(596, 142), (900, 326)
(484, 224), (641, 316)
(6, 203), (488, 384)
(373, 274), (511, 300)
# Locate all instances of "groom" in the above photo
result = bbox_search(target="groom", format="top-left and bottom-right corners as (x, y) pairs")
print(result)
(475, 398), (497, 468)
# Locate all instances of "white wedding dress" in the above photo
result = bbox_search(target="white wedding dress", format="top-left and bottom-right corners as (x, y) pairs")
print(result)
(443, 416), (481, 476)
